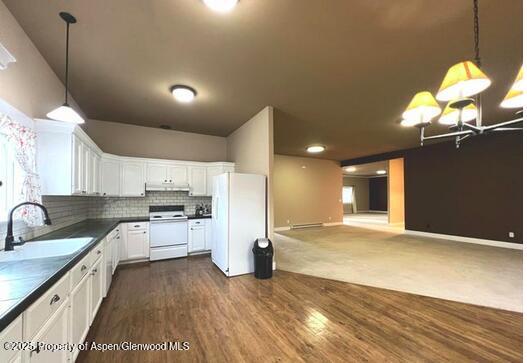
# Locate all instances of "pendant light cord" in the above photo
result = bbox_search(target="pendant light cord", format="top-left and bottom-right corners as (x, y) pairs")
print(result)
(64, 21), (70, 105)
(473, 0), (481, 67)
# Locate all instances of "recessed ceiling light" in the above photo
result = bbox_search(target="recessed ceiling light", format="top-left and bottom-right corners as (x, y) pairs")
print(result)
(376, 170), (387, 175)
(171, 85), (197, 103)
(344, 166), (356, 172)
(203, 0), (238, 13)
(306, 145), (326, 153)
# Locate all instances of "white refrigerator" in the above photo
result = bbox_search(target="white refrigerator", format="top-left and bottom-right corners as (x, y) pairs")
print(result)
(211, 172), (266, 277)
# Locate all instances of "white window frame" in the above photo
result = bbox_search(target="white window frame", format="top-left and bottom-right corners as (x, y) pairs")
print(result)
(0, 132), (23, 222)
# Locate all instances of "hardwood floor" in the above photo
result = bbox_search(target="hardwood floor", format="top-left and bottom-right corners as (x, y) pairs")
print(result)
(77, 255), (522, 363)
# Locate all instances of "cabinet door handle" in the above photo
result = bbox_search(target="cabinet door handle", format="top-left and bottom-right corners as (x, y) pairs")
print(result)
(134, 225), (140, 227)
(92, 268), (98, 275)
(81, 265), (87, 272)
(49, 294), (61, 305)
(97, 250), (102, 255)
(143, 231), (146, 234)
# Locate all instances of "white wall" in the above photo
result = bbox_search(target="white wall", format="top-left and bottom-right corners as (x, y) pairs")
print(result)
(227, 106), (274, 236)
(82, 119), (227, 162)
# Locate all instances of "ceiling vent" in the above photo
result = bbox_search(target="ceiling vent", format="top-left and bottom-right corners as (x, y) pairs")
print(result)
(0, 43), (16, 70)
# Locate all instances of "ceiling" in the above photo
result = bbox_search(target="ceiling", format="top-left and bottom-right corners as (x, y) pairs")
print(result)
(342, 160), (388, 177)
(4, 0), (523, 160)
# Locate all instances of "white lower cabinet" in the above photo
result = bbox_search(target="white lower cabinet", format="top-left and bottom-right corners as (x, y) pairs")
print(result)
(188, 219), (212, 253)
(69, 273), (90, 361)
(121, 223), (149, 261)
(0, 316), (22, 363)
(26, 301), (69, 363)
(90, 257), (104, 321)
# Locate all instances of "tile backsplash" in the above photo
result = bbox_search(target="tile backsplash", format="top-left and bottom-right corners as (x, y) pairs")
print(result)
(88, 191), (211, 218)
(0, 192), (211, 245)
(0, 196), (91, 243)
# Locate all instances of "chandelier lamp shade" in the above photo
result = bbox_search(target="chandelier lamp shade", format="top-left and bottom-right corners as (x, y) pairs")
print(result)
(511, 65), (524, 91)
(439, 102), (478, 125)
(46, 12), (85, 124)
(402, 91), (441, 125)
(435, 61), (491, 102)
(399, 0), (522, 148)
(500, 89), (524, 109)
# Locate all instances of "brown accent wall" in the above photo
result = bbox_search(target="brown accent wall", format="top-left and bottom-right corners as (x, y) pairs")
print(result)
(82, 119), (227, 162)
(404, 133), (522, 243)
(369, 177), (387, 211)
(274, 154), (343, 228)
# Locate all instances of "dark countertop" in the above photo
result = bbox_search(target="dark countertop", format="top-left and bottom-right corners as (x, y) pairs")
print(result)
(187, 214), (212, 220)
(0, 217), (149, 331)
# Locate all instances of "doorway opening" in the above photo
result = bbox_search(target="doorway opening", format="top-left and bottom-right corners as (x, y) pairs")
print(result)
(341, 158), (405, 228)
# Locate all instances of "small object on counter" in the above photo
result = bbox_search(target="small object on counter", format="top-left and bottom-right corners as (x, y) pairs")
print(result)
(195, 204), (205, 216)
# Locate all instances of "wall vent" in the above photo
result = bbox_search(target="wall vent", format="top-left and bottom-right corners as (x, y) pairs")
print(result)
(291, 222), (323, 230)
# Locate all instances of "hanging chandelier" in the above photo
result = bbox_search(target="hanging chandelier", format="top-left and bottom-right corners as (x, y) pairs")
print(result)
(400, 0), (523, 148)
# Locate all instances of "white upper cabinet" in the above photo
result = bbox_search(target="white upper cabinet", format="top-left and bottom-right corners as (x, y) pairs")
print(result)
(146, 163), (169, 184)
(120, 161), (145, 197)
(72, 135), (85, 195)
(147, 163), (188, 186)
(36, 120), (102, 196)
(101, 157), (120, 197)
(168, 165), (188, 186)
(36, 119), (234, 197)
(189, 167), (207, 196)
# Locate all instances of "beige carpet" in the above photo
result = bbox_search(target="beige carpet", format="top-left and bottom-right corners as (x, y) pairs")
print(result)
(275, 225), (522, 312)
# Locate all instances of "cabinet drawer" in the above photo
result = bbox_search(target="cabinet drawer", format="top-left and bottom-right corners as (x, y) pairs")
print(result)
(24, 273), (70, 340)
(127, 222), (148, 231)
(0, 316), (22, 363)
(70, 253), (91, 288)
(89, 241), (104, 265)
(189, 219), (206, 227)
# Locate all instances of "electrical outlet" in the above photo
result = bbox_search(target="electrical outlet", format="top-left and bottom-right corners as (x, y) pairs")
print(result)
(509, 232), (515, 238)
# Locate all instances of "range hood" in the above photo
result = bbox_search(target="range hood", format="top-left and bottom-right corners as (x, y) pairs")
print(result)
(145, 183), (190, 192)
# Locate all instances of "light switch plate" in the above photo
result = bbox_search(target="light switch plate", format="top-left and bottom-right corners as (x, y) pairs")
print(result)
(509, 232), (515, 238)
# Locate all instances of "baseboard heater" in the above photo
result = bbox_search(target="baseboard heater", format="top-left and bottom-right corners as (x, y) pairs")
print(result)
(291, 222), (324, 230)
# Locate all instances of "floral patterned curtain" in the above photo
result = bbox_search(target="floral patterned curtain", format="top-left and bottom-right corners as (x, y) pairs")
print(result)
(0, 113), (43, 226)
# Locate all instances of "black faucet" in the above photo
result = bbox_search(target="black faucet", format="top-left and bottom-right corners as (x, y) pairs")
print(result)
(4, 202), (52, 251)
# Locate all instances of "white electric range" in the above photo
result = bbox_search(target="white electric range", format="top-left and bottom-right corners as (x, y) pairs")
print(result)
(149, 205), (188, 261)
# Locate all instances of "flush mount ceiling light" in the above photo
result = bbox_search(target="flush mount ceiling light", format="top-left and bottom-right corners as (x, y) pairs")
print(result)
(399, 0), (522, 148)
(376, 170), (387, 175)
(170, 85), (197, 103)
(306, 145), (326, 153)
(203, 0), (238, 13)
(46, 12), (85, 124)
(344, 166), (357, 172)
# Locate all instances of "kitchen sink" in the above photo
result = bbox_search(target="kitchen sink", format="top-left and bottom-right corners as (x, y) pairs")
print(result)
(0, 238), (93, 262)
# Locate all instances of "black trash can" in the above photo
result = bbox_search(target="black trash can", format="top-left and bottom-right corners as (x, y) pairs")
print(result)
(252, 238), (273, 279)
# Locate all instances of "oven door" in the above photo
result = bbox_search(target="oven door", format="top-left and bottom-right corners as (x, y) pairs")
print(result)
(149, 220), (188, 248)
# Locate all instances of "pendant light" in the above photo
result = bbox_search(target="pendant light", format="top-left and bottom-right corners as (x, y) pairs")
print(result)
(47, 12), (84, 124)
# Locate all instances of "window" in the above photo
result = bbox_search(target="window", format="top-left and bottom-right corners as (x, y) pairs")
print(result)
(0, 133), (24, 221)
(342, 186), (354, 204)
